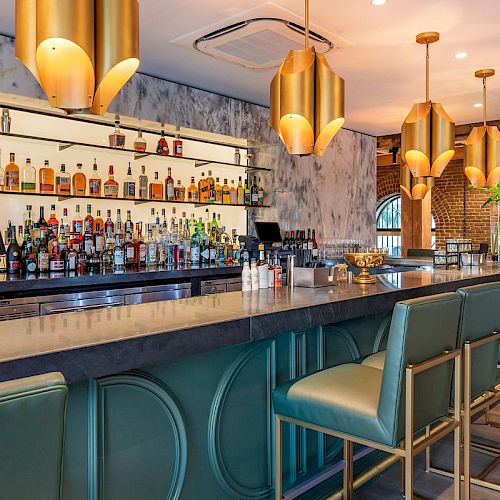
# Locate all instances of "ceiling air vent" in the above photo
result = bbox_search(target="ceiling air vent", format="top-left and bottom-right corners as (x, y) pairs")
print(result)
(193, 18), (333, 70)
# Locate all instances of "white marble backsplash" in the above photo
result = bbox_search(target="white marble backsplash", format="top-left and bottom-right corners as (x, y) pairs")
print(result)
(0, 34), (375, 243)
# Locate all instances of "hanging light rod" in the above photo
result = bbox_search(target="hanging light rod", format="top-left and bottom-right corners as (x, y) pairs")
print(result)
(464, 68), (500, 188)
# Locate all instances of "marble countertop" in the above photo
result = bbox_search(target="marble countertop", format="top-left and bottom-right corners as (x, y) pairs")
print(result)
(1, 264), (499, 383)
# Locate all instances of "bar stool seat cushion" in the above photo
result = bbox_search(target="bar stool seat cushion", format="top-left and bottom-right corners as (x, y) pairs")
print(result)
(273, 364), (390, 445)
(361, 350), (386, 370)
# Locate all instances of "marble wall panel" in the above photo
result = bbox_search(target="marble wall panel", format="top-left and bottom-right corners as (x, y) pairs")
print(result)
(0, 34), (375, 243)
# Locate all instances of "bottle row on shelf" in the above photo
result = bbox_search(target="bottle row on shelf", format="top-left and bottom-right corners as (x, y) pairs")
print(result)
(282, 229), (319, 256)
(0, 203), (246, 275)
(241, 243), (283, 291)
(0, 152), (266, 205)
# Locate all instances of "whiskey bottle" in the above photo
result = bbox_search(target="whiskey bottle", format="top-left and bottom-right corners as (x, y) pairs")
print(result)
(229, 180), (237, 205)
(149, 172), (164, 200)
(138, 166), (148, 199)
(104, 210), (114, 235)
(173, 126), (183, 157)
(104, 165), (119, 198)
(55, 164), (71, 195)
(206, 170), (215, 203)
(71, 204), (83, 239)
(125, 210), (134, 235)
(89, 159), (102, 197)
(5, 153), (20, 191)
(100, 240), (114, 270)
(21, 158), (36, 193)
(49, 238), (65, 273)
(109, 115), (126, 149)
(124, 228), (136, 268)
(113, 236), (125, 270)
(123, 163), (136, 199)
(134, 129), (147, 152)
(39, 159), (54, 194)
(214, 177), (223, 204)
(156, 127), (169, 156)
(134, 223), (146, 267)
(93, 210), (105, 253)
(84, 204), (94, 235)
(244, 180), (251, 205)
(165, 167), (175, 201)
(251, 176), (259, 206)
(72, 162), (87, 196)
(37, 236), (49, 274)
(198, 172), (208, 203)
(222, 179), (230, 204)
(174, 179), (185, 201)
(237, 177), (244, 205)
(47, 204), (59, 235)
(187, 176), (199, 203)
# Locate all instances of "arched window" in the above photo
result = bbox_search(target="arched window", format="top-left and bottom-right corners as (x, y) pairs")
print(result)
(376, 195), (436, 256)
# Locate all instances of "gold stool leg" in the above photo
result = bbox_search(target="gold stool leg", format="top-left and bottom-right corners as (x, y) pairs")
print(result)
(400, 457), (405, 495)
(454, 353), (462, 500)
(405, 366), (415, 500)
(275, 415), (282, 500)
(463, 345), (471, 500)
(343, 440), (353, 500)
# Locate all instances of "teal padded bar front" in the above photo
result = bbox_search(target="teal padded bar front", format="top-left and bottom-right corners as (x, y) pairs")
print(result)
(0, 372), (67, 500)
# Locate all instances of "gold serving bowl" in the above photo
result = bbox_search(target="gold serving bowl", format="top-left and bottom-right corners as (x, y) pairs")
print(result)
(343, 252), (387, 284)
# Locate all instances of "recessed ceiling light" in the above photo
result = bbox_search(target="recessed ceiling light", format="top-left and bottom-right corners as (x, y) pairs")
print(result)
(455, 52), (467, 59)
(473, 103), (483, 108)
(371, 0), (387, 5)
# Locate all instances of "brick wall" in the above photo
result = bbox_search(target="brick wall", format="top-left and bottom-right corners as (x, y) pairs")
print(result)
(376, 159), (491, 250)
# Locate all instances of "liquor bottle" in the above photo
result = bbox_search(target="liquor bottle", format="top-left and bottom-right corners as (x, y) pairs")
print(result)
(311, 229), (318, 258)
(138, 165), (148, 199)
(257, 178), (264, 206)
(84, 204), (94, 235)
(64, 243), (77, 272)
(221, 179), (230, 204)
(124, 227), (136, 268)
(109, 115), (126, 148)
(89, 159), (101, 197)
(214, 177), (223, 204)
(274, 254), (283, 288)
(47, 204), (59, 235)
(93, 210), (105, 253)
(173, 126), (183, 157)
(125, 210), (134, 235)
(306, 228), (313, 250)
(104, 210), (114, 235)
(134, 129), (147, 152)
(149, 172), (164, 200)
(206, 170), (215, 203)
(86, 247), (101, 273)
(37, 236), (49, 274)
(71, 204), (83, 243)
(60, 208), (70, 239)
(123, 163), (136, 199)
(21, 158), (36, 193)
(103, 165), (119, 198)
(134, 223), (146, 267)
(234, 148), (241, 165)
(58, 214), (68, 254)
(198, 172), (208, 203)
(190, 225), (200, 265)
(174, 179), (185, 201)
(39, 159), (54, 194)
(24, 243), (37, 274)
(267, 252), (275, 288)
(146, 225), (157, 266)
(6, 224), (20, 273)
(199, 221), (210, 264)
(0, 229), (7, 273)
(282, 231), (289, 250)
(55, 164), (71, 195)
(165, 167), (175, 201)
(156, 127), (169, 156)
(49, 238), (65, 273)
(35, 206), (48, 247)
(188, 213), (197, 236)
(113, 235), (124, 270)
(72, 162), (86, 196)
(229, 180), (237, 205)
(187, 177), (199, 203)
(100, 239), (114, 270)
(244, 180), (251, 205)
(5, 153), (20, 191)
(115, 209), (124, 243)
(237, 176), (244, 205)
(251, 176), (259, 206)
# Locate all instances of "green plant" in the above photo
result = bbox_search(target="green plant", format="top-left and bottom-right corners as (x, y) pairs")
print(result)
(478, 181), (500, 208)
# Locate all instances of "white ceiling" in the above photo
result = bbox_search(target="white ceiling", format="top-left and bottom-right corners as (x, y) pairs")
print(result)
(0, 0), (499, 136)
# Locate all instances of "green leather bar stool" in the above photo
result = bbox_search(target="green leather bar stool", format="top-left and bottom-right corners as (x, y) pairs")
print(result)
(427, 282), (500, 499)
(273, 293), (462, 499)
(0, 372), (68, 500)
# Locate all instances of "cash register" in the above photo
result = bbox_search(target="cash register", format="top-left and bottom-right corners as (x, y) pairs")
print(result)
(239, 222), (283, 252)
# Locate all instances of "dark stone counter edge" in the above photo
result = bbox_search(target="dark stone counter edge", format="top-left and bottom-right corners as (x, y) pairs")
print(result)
(2, 271), (500, 384)
(0, 265), (242, 297)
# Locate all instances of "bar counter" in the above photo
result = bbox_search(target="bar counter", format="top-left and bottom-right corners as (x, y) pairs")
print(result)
(2, 265), (500, 500)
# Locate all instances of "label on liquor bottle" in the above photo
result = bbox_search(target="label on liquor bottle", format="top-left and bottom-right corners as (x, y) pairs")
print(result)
(40, 183), (54, 193)
(201, 247), (210, 261)
(124, 182), (136, 198)
(26, 258), (37, 273)
(251, 192), (259, 203)
(5, 171), (19, 188)
(84, 238), (93, 255)
(190, 246), (200, 263)
(147, 243), (156, 263)
(244, 192), (251, 205)
(209, 248), (216, 261)
(89, 179), (101, 195)
(56, 178), (71, 194)
(21, 182), (36, 191)
(66, 253), (76, 271)
(114, 248), (124, 266)
(167, 184), (175, 200)
(73, 221), (83, 234)
(0, 254), (6, 271)
(139, 244), (147, 263)
(49, 259), (65, 271)
(95, 235), (104, 253)
(188, 191), (199, 203)
(104, 184), (119, 197)
(38, 251), (49, 270)
(126, 246), (135, 261)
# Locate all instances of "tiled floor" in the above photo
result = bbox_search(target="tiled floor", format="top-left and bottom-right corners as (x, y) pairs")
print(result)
(355, 410), (500, 499)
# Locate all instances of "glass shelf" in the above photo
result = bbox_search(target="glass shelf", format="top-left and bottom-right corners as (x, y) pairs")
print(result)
(0, 190), (269, 209)
(0, 132), (271, 173)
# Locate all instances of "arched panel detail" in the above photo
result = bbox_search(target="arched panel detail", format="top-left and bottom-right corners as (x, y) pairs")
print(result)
(208, 340), (276, 499)
(95, 371), (187, 500)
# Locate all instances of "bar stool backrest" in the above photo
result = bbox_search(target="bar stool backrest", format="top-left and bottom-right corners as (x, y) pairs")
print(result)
(378, 293), (462, 446)
(0, 372), (67, 500)
(457, 282), (500, 399)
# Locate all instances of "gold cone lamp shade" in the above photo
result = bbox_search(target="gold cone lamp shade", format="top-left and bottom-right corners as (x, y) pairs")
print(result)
(15, 0), (139, 115)
(464, 69), (500, 188)
(270, 0), (344, 156)
(400, 165), (434, 200)
(401, 32), (455, 178)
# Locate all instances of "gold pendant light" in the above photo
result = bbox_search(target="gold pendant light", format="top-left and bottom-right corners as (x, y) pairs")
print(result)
(15, 0), (139, 115)
(401, 32), (455, 178)
(270, 0), (344, 156)
(464, 69), (500, 188)
(400, 165), (434, 200)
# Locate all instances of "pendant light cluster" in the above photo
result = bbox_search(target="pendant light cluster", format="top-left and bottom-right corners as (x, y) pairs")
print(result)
(464, 69), (500, 188)
(15, 0), (139, 115)
(400, 32), (455, 200)
(270, 0), (345, 156)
